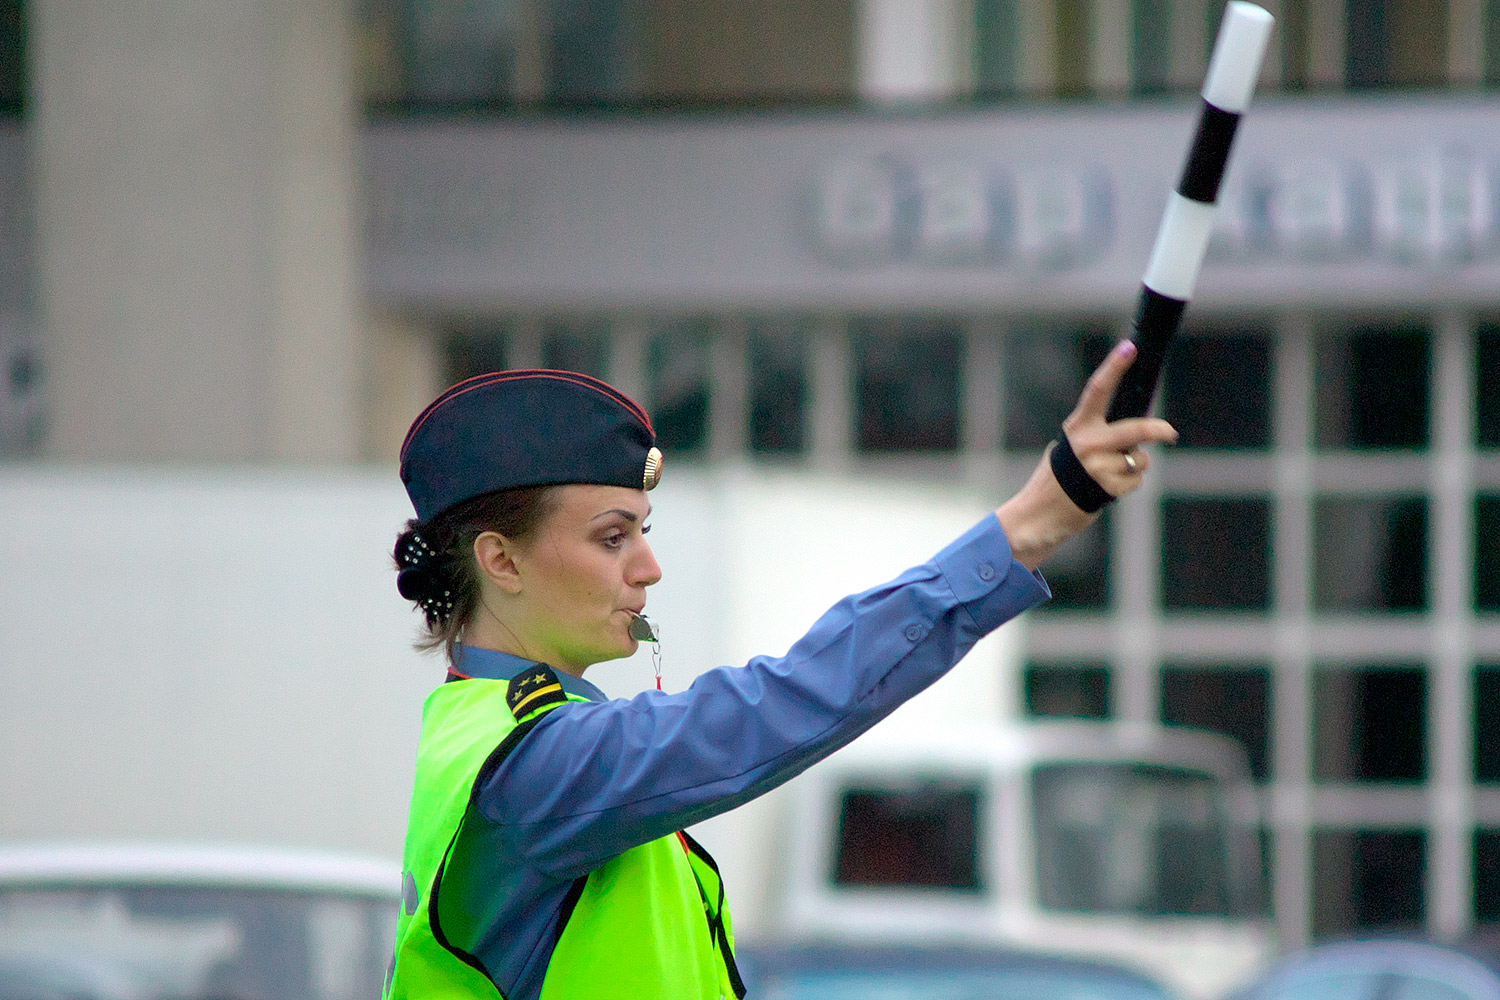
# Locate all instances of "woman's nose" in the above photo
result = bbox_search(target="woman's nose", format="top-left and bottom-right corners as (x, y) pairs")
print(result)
(633, 540), (663, 587)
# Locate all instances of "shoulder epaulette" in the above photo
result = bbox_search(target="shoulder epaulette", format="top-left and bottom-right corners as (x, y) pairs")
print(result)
(505, 666), (569, 720)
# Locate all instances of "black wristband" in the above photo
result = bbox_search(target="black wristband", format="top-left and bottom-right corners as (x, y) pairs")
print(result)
(1049, 436), (1115, 514)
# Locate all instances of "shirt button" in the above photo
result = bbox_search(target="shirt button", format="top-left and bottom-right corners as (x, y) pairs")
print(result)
(978, 562), (996, 581)
(904, 624), (925, 642)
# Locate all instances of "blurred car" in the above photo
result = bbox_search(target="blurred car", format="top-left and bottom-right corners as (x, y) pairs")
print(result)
(0, 843), (399, 1000)
(736, 942), (1182, 1000)
(1228, 938), (1500, 1000)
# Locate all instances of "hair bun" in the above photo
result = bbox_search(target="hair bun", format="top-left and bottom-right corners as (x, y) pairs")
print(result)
(394, 528), (456, 623)
(395, 565), (431, 602)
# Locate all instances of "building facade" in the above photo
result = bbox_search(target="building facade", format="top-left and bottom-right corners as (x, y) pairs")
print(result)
(6, 0), (1500, 950)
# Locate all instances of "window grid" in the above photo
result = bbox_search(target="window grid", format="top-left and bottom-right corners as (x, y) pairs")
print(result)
(462, 305), (1496, 946)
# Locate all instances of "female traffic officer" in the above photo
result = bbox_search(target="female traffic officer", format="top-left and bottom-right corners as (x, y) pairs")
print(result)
(384, 343), (1174, 1000)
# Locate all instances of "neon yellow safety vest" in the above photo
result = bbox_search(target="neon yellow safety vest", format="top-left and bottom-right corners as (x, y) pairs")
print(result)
(384, 666), (746, 1000)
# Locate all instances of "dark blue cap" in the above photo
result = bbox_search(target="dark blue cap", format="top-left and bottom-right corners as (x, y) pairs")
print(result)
(399, 370), (661, 522)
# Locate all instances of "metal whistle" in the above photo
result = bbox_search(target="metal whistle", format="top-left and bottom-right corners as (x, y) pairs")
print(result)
(627, 611), (658, 643)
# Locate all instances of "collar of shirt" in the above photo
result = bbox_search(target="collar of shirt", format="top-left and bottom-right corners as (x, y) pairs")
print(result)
(448, 644), (607, 703)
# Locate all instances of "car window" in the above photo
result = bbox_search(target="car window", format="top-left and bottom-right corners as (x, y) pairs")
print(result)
(0, 885), (395, 1000)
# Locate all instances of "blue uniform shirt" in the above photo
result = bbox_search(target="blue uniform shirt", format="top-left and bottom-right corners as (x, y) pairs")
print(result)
(441, 513), (1049, 1000)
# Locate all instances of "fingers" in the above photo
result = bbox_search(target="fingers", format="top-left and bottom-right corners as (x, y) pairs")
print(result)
(1081, 446), (1150, 496)
(1085, 416), (1180, 454)
(1072, 416), (1176, 496)
(1069, 339), (1139, 423)
(1050, 338), (1180, 506)
(1083, 446), (1161, 497)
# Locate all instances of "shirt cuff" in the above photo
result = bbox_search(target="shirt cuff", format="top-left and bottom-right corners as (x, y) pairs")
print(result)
(933, 513), (1051, 632)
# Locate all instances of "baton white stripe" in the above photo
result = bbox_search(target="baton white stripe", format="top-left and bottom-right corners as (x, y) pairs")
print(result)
(1142, 194), (1217, 301)
(1202, 1), (1276, 113)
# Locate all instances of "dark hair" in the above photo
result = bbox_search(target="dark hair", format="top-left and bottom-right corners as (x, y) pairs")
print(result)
(392, 485), (558, 663)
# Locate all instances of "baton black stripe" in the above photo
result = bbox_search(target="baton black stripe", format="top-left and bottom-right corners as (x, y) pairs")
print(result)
(1107, 287), (1188, 422)
(1176, 101), (1243, 205)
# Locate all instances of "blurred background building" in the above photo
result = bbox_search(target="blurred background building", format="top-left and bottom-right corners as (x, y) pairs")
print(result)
(4, 0), (1500, 953)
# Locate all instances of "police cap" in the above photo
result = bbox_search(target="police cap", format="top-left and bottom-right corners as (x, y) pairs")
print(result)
(399, 370), (662, 522)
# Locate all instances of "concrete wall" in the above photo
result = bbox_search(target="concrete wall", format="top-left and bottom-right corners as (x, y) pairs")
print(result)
(30, 0), (362, 461)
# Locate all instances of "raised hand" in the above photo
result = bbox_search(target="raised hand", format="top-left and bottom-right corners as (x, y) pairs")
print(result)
(996, 340), (1178, 571)
(1061, 340), (1179, 497)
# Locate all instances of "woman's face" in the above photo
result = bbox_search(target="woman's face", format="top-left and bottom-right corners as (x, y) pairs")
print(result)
(501, 483), (661, 673)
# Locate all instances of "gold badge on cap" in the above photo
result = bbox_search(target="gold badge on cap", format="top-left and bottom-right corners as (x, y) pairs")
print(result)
(643, 447), (664, 490)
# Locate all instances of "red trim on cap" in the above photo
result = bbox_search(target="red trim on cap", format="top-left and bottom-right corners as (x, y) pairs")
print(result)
(399, 370), (655, 464)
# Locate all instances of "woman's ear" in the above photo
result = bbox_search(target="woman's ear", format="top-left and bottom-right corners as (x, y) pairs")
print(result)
(473, 531), (525, 594)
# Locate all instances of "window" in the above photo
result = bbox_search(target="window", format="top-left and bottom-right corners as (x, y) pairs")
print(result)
(1034, 510), (1111, 611)
(1345, 0), (1447, 90)
(0, 0), (18, 117)
(1054, 0), (1091, 98)
(1003, 324), (1114, 451)
(1161, 498), (1272, 611)
(1161, 665), (1272, 781)
(1312, 829), (1425, 936)
(1130, 0), (1174, 95)
(1489, 4), (1500, 88)
(548, 0), (636, 103)
(1279, 0), (1312, 91)
(973, 0), (1020, 97)
(1476, 496), (1500, 612)
(1025, 662), (1111, 719)
(748, 323), (808, 454)
(1477, 324), (1500, 447)
(1475, 830), (1500, 923)
(445, 327), (508, 384)
(1313, 496), (1428, 612)
(388, 1), (525, 104)
(1163, 331), (1272, 449)
(540, 321), (608, 378)
(852, 318), (961, 453)
(1315, 325), (1431, 450)
(1313, 665), (1426, 782)
(833, 783), (983, 891)
(647, 319), (713, 454)
(640, 0), (855, 103)
(1474, 667), (1500, 782)
(1032, 763), (1251, 917)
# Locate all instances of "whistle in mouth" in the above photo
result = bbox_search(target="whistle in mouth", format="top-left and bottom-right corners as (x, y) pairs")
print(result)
(628, 612), (658, 643)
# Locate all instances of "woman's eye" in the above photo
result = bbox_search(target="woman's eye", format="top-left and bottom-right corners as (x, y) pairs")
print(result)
(642, 524), (652, 536)
(602, 533), (625, 548)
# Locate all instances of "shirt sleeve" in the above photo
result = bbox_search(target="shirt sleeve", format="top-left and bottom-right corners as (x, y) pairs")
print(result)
(475, 512), (1051, 879)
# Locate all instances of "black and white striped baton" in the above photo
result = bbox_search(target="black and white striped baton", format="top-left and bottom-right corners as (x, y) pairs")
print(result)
(1051, 1), (1275, 512)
